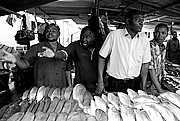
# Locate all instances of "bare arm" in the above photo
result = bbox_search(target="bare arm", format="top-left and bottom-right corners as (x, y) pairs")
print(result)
(141, 63), (149, 90)
(1, 50), (29, 69)
(149, 69), (163, 92)
(95, 55), (106, 94)
(65, 70), (72, 86)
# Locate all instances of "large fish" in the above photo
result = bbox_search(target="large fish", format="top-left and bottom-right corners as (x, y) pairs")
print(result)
(34, 111), (49, 121)
(162, 101), (180, 120)
(50, 88), (61, 101)
(152, 103), (177, 121)
(159, 91), (180, 108)
(133, 95), (159, 103)
(47, 87), (56, 98)
(56, 112), (68, 121)
(7, 112), (24, 121)
(36, 86), (45, 102)
(22, 90), (30, 100)
(46, 112), (57, 121)
(83, 90), (93, 108)
(120, 104), (135, 121)
(127, 88), (138, 101)
(141, 105), (163, 121)
(137, 90), (148, 96)
(101, 94), (108, 103)
(134, 109), (151, 121)
(95, 109), (108, 121)
(117, 92), (133, 107)
(107, 104), (122, 121)
(28, 87), (38, 103)
(43, 86), (51, 98)
(72, 84), (86, 109)
(94, 96), (107, 113)
(21, 112), (35, 121)
(107, 93), (120, 110)
(64, 86), (73, 100)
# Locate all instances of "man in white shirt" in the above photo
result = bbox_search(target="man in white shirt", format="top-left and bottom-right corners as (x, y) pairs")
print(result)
(96, 9), (151, 94)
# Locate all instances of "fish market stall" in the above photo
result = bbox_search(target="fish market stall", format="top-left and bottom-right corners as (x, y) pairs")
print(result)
(162, 62), (180, 92)
(1, 84), (180, 121)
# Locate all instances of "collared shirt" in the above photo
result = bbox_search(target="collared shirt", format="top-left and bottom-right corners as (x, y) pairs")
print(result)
(99, 28), (151, 79)
(65, 40), (99, 92)
(23, 41), (72, 88)
(166, 38), (180, 64)
(149, 39), (166, 81)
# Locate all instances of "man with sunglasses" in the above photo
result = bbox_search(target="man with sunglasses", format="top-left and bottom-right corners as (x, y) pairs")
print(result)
(96, 9), (151, 94)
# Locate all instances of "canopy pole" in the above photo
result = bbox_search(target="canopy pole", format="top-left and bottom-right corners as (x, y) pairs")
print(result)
(0, 5), (22, 18)
(95, 0), (100, 16)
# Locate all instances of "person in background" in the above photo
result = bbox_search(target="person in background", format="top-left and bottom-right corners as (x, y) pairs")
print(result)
(63, 26), (99, 93)
(1, 23), (72, 88)
(96, 9), (151, 94)
(145, 23), (169, 94)
(166, 31), (180, 64)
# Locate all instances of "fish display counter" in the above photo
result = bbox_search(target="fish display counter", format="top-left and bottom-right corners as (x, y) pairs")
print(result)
(162, 63), (180, 92)
(1, 84), (180, 121)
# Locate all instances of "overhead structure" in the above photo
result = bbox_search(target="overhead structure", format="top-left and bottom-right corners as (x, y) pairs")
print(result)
(1, 0), (180, 31)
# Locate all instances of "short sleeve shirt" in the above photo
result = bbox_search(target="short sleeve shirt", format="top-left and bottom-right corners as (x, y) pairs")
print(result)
(65, 40), (99, 92)
(99, 28), (151, 79)
(149, 39), (166, 81)
(22, 41), (72, 88)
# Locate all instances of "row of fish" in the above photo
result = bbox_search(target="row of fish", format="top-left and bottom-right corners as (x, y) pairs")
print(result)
(3, 84), (180, 121)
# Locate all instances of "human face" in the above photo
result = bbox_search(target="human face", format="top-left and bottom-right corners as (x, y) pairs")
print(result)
(173, 32), (177, 38)
(80, 30), (95, 48)
(154, 27), (168, 44)
(127, 14), (144, 33)
(46, 25), (60, 42)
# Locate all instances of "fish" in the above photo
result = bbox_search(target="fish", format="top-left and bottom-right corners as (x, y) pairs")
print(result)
(137, 90), (148, 96)
(36, 86), (45, 102)
(107, 93), (120, 110)
(152, 103), (177, 121)
(134, 109), (151, 121)
(47, 87), (56, 98)
(94, 96), (107, 113)
(133, 95), (159, 103)
(72, 84), (86, 109)
(120, 104), (135, 121)
(141, 105), (163, 121)
(64, 86), (73, 100)
(28, 87), (38, 103)
(101, 94), (108, 103)
(159, 91), (180, 108)
(56, 112), (68, 121)
(22, 90), (30, 100)
(95, 109), (108, 121)
(107, 104), (122, 121)
(43, 86), (51, 98)
(34, 111), (49, 121)
(117, 92), (133, 107)
(50, 88), (61, 101)
(7, 112), (24, 121)
(127, 88), (138, 101)
(162, 101), (180, 120)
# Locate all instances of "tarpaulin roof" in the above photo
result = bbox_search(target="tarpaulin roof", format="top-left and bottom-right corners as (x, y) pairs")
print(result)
(1, 0), (180, 31)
